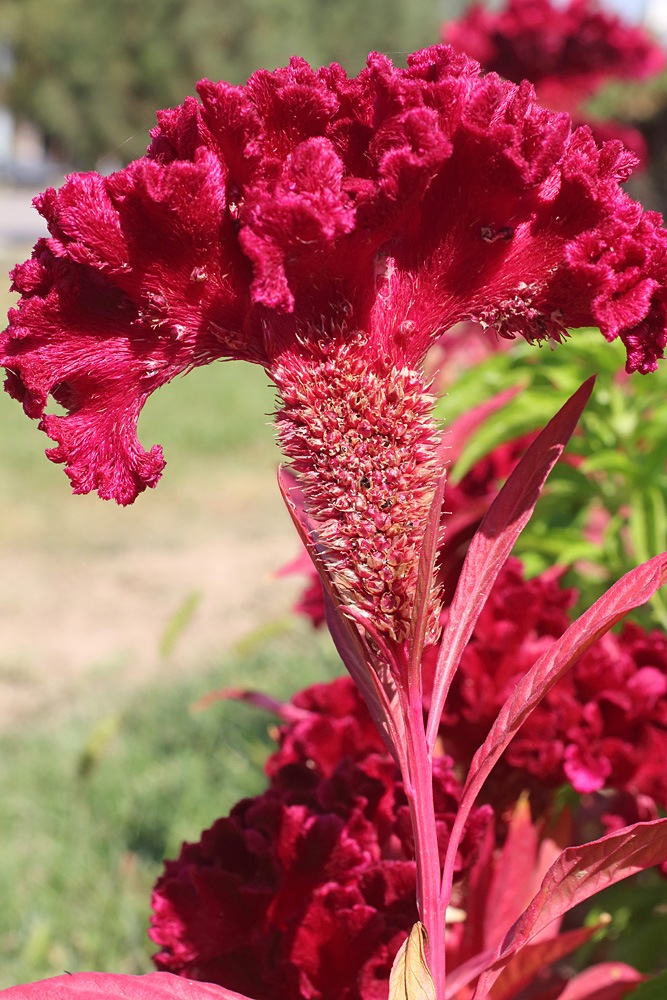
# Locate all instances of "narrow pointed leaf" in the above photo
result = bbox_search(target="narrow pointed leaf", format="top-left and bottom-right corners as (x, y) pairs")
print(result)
(389, 923), (437, 1000)
(487, 923), (605, 1000)
(409, 460), (447, 689)
(0, 971), (249, 999)
(277, 467), (398, 755)
(441, 551), (667, 921)
(461, 551), (667, 822)
(191, 686), (312, 720)
(556, 963), (646, 1000)
(474, 817), (667, 997)
(323, 587), (403, 761)
(483, 796), (540, 951)
(426, 377), (595, 748)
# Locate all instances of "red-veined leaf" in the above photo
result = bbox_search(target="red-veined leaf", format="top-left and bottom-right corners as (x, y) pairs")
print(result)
(488, 922), (605, 1000)
(474, 817), (667, 997)
(457, 551), (667, 845)
(0, 971), (249, 999)
(441, 551), (667, 945)
(556, 962), (646, 1000)
(426, 377), (595, 750)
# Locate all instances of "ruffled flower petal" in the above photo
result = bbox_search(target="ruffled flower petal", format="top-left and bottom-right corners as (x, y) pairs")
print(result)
(4, 44), (667, 503)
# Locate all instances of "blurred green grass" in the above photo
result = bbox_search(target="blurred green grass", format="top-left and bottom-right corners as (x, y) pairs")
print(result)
(0, 629), (340, 988)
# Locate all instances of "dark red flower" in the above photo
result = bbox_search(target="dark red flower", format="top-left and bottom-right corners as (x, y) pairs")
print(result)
(444, 0), (665, 163)
(5, 46), (667, 646)
(150, 752), (491, 1000)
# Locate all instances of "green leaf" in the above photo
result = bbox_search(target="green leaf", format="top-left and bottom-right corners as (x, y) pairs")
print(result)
(159, 589), (203, 659)
(625, 971), (667, 999)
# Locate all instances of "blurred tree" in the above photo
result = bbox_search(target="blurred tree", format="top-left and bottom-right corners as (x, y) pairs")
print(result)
(0, 0), (468, 169)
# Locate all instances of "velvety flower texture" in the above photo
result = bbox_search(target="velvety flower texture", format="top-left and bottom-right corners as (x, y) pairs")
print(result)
(5, 45), (667, 638)
(150, 748), (492, 1000)
(444, 0), (665, 161)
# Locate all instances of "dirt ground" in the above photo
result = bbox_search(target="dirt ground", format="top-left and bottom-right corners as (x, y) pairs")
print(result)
(0, 463), (303, 731)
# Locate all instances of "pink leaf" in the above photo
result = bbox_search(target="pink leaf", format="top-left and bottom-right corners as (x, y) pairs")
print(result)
(440, 550), (667, 924)
(556, 963), (646, 1000)
(0, 971), (249, 999)
(488, 923), (603, 1000)
(191, 687), (312, 721)
(461, 551), (667, 825)
(483, 797), (541, 952)
(426, 377), (595, 749)
(474, 817), (667, 997)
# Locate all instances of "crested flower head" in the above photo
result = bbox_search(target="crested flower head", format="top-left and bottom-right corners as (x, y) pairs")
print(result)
(444, 0), (665, 102)
(443, 0), (666, 161)
(4, 46), (667, 639)
(149, 739), (492, 1000)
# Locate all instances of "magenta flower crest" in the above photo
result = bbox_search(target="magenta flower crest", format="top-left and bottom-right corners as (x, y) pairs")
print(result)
(6, 43), (667, 1000)
(3, 45), (667, 648)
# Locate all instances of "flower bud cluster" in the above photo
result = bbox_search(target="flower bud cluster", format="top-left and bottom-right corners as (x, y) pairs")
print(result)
(273, 332), (442, 643)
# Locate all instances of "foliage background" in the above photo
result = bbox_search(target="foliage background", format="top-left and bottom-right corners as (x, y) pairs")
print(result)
(0, 0), (467, 169)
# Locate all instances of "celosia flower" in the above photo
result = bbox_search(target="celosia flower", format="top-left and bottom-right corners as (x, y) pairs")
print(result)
(4, 46), (667, 646)
(444, 0), (665, 162)
(153, 674), (652, 1000)
(150, 751), (492, 1000)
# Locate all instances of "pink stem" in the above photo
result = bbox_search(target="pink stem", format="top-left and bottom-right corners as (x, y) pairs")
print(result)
(401, 675), (447, 997)
(440, 803), (470, 928)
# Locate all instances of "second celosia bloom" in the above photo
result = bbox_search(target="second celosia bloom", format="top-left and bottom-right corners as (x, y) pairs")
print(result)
(4, 44), (667, 646)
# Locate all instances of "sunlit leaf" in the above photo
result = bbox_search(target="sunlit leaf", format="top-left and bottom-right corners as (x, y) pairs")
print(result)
(426, 378), (595, 749)
(474, 818), (667, 997)
(389, 923), (437, 1000)
(0, 971), (248, 1000)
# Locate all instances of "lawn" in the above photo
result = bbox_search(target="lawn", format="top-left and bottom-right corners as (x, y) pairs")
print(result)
(0, 629), (340, 989)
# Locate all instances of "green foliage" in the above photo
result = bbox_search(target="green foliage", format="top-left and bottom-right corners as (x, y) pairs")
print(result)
(436, 330), (667, 626)
(158, 590), (203, 659)
(625, 970), (667, 998)
(0, 629), (340, 988)
(0, 0), (465, 168)
(580, 872), (667, 975)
